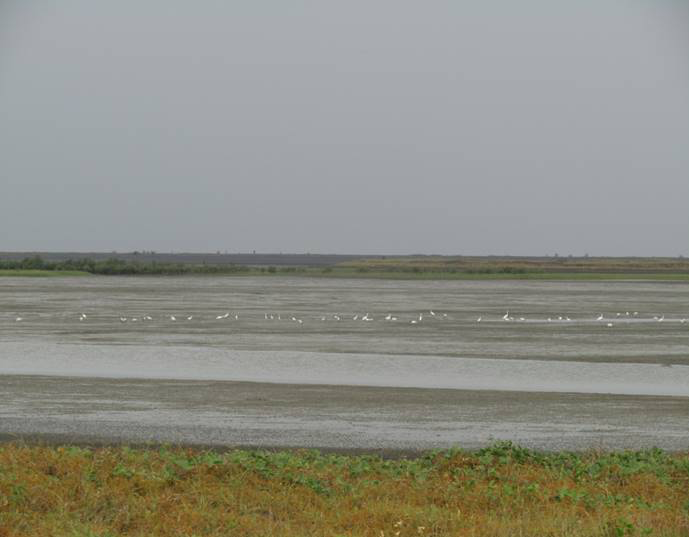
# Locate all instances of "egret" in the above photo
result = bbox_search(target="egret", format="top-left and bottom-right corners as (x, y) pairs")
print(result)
(15, 317), (22, 322)
(596, 314), (604, 321)
(502, 312), (510, 321)
(606, 322), (614, 327)
(120, 317), (127, 323)
(187, 315), (193, 321)
(385, 314), (392, 321)
(170, 315), (176, 321)
(476, 316), (482, 323)
(353, 315), (358, 321)
(430, 310), (436, 317)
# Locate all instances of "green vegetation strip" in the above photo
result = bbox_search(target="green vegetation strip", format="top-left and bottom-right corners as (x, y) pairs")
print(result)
(0, 269), (90, 277)
(0, 441), (688, 536)
(3, 255), (689, 279)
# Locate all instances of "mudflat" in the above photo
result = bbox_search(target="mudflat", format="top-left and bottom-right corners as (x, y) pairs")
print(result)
(1, 375), (687, 453)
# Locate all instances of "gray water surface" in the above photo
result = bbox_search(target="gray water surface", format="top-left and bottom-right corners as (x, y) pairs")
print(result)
(1, 276), (687, 450)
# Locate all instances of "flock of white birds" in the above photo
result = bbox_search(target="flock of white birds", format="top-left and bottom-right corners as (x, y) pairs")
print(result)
(7, 310), (687, 327)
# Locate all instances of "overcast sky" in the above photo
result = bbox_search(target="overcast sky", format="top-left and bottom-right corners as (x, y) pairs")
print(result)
(1, 1), (687, 256)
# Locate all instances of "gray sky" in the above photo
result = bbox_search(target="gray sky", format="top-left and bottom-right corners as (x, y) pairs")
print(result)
(1, 1), (688, 256)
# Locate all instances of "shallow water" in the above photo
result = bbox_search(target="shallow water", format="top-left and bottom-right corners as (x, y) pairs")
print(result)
(1, 276), (689, 395)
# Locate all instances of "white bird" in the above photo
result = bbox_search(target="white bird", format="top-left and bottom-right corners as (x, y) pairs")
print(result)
(391, 316), (398, 321)
(476, 316), (482, 323)
(658, 314), (664, 322)
(234, 314), (238, 320)
(144, 315), (153, 321)
(519, 317), (526, 322)
(119, 317), (127, 323)
(606, 322), (614, 327)
(430, 310), (436, 317)
(131, 318), (138, 322)
(187, 315), (193, 321)
(362, 313), (372, 321)
(353, 315), (358, 321)
(418, 313), (423, 322)
(596, 314), (604, 321)
(320, 316), (326, 321)
(410, 319), (418, 324)
(15, 317), (22, 322)
(333, 315), (340, 321)
(79, 313), (87, 321)
(297, 319), (303, 325)
(265, 313), (269, 320)
(170, 315), (176, 321)
(385, 314), (392, 321)
(442, 313), (448, 319)
(502, 312), (510, 321)
(291, 316), (297, 322)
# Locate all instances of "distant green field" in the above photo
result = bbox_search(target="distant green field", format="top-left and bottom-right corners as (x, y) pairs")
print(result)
(2, 267), (688, 281)
(311, 268), (689, 281)
(0, 269), (90, 277)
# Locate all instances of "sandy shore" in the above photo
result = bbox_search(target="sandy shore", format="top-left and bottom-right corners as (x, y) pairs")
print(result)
(1, 374), (687, 453)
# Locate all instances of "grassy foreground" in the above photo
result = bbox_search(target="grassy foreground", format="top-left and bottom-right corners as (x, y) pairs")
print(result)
(0, 443), (687, 536)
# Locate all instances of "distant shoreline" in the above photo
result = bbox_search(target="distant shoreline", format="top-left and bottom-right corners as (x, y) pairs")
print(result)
(2, 252), (689, 280)
(2, 268), (689, 281)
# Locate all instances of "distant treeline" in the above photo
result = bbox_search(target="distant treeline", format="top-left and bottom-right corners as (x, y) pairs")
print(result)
(351, 264), (534, 274)
(0, 256), (260, 275)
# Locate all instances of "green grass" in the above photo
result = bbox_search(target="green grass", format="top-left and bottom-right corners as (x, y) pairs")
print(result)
(1, 441), (688, 536)
(0, 269), (91, 277)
